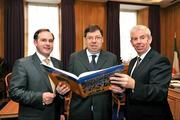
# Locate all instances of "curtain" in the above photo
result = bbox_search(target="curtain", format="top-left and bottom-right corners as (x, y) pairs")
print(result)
(148, 5), (160, 52)
(61, 0), (75, 70)
(107, 1), (121, 62)
(4, 0), (24, 72)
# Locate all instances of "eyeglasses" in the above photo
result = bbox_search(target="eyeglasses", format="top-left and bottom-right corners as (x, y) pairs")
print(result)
(86, 36), (102, 41)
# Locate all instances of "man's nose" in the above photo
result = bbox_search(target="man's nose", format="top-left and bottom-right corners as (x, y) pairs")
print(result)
(92, 38), (97, 42)
(137, 38), (142, 43)
(46, 40), (52, 44)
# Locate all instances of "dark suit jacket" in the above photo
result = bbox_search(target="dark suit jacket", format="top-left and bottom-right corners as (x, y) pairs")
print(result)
(126, 49), (173, 120)
(68, 49), (117, 120)
(9, 53), (64, 120)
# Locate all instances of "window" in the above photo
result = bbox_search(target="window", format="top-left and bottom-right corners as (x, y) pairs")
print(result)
(120, 11), (137, 64)
(26, 3), (61, 59)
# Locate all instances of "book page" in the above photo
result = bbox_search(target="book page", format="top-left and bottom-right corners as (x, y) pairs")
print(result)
(78, 69), (103, 78)
(41, 63), (78, 80)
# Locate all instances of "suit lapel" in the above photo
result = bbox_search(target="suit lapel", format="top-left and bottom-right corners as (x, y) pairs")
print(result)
(78, 50), (108, 71)
(128, 58), (136, 75)
(132, 49), (153, 78)
(78, 50), (93, 71)
(96, 51), (107, 70)
(32, 53), (53, 92)
(51, 57), (60, 69)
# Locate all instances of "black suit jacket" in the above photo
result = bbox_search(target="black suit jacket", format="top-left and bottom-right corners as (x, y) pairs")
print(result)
(68, 50), (118, 120)
(126, 49), (173, 120)
(9, 53), (64, 120)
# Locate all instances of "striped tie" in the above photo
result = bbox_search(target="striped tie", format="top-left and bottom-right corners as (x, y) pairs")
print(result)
(44, 58), (55, 93)
(136, 57), (141, 67)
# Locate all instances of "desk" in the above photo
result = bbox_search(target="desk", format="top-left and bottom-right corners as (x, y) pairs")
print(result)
(0, 100), (19, 118)
(168, 88), (180, 120)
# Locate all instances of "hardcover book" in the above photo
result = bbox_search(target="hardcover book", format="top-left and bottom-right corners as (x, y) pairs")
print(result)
(42, 63), (124, 97)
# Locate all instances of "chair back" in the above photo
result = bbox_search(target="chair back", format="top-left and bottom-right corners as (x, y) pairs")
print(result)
(4, 73), (12, 98)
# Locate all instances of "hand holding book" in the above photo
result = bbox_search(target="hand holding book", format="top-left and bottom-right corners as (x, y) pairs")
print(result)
(42, 63), (125, 97)
(109, 72), (135, 93)
(56, 82), (70, 96)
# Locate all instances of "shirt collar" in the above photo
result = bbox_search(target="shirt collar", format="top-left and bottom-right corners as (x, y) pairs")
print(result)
(138, 47), (151, 60)
(36, 51), (51, 62)
(86, 49), (100, 58)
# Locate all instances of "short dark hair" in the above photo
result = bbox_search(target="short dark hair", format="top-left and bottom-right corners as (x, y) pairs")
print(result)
(33, 29), (55, 40)
(84, 24), (103, 37)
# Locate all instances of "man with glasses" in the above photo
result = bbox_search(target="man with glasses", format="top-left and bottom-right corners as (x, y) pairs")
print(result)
(68, 24), (118, 120)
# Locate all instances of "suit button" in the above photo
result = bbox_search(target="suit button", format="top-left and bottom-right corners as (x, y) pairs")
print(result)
(91, 105), (93, 111)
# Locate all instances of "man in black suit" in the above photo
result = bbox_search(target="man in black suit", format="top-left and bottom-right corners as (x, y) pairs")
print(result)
(109, 25), (173, 120)
(68, 24), (118, 120)
(9, 29), (70, 120)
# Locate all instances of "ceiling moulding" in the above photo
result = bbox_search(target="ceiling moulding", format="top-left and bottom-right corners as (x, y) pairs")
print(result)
(26, 0), (61, 4)
(110, 0), (178, 8)
(25, 0), (179, 8)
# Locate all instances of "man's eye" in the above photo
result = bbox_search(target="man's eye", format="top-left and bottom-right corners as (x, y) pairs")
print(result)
(86, 37), (93, 40)
(132, 38), (137, 41)
(49, 39), (54, 42)
(41, 39), (46, 42)
(140, 36), (145, 39)
(95, 36), (102, 40)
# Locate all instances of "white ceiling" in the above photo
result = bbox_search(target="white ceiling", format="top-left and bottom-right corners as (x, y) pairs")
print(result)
(26, 0), (179, 8)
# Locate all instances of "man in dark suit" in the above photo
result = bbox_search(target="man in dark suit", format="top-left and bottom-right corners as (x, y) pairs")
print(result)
(9, 29), (70, 120)
(68, 24), (118, 120)
(109, 25), (173, 120)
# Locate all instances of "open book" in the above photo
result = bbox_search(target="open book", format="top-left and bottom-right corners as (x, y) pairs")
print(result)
(42, 63), (124, 97)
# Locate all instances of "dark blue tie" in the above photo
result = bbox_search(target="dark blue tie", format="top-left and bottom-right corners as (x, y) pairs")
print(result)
(91, 55), (97, 70)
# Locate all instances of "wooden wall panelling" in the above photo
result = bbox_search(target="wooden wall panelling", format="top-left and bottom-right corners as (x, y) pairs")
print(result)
(160, 8), (166, 57)
(74, 1), (84, 51)
(174, 3), (180, 62)
(0, 0), (4, 58)
(160, 2), (180, 64)
(75, 1), (106, 51)
(137, 7), (149, 26)
(164, 6), (174, 62)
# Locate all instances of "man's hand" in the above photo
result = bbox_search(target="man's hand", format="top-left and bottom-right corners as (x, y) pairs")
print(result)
(109, 84), (125, 94)
(60, 115), (65, 120)
(56, 81), (70, 95)
(42, 92), (56, 105)
(109, 73), (135, 89)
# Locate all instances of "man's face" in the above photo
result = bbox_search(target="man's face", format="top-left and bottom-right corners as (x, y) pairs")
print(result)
(85, 30), (103, 54)
(130, 29), (152, 56)
(34, 31), (54, 58)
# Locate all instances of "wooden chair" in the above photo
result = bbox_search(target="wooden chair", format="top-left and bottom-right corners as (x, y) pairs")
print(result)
(0, 100), (19, 118)
(0, 72), (19, 118)
(4, 72), (12, 98)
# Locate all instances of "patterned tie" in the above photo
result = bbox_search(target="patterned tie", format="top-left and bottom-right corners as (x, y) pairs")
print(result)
(131, 57), (141, 77)
(44, 58), (50, 65)
(91, 55), (97, 70)
(43, 58), (55, 93)
(136, 57), (141, 67)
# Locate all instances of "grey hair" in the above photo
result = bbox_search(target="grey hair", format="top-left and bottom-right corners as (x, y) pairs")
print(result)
(130, 25), (151, 38)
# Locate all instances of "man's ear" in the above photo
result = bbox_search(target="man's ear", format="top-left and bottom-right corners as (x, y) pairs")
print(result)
(102, 37), (104, 43)
(34, 40), (37, 46)
(148, 36), (152, 44)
